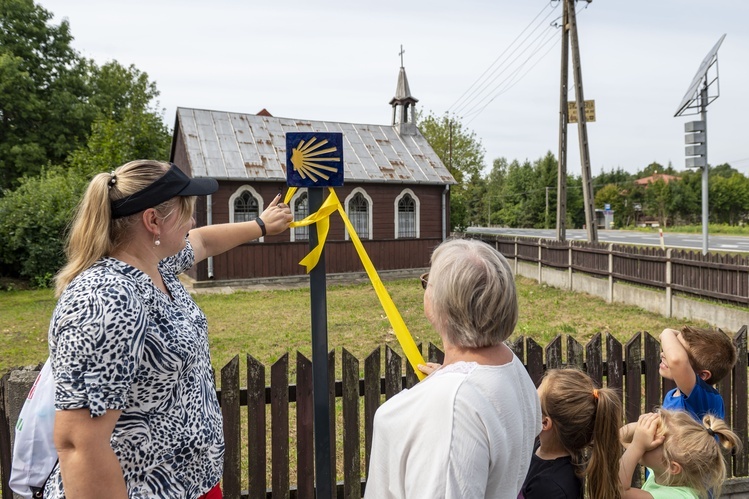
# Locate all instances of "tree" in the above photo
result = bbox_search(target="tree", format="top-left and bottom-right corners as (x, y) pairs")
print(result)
(669, 171), (700, 225)
(0, 16), (171, 285)
(496, 159), (536, 227)
(638, 162), (675, 177)
(486, 157), (508, 225)
(566, 174), (585, 229)
(594, 167), (632, 189)
(68, 62), (170, 176)
(417, 112), (485, 230)
(594, 184), (627, 227)
(710, 173), (749, 225)
(644, 179), (674, 227)
(0, 0), (93, 189)
(534, 152), (557, 229)
(711, 162), (738, 179)
(0, 166), (86, 285)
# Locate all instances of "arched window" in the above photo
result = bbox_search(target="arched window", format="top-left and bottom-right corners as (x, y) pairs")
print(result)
(395, 189), (420, 238)
(293, 191), (309, 241)
(349, 193), (369, 238)
(228, 186), (265, 240)
(234, 191), (258, 222)
(345, 188), (372, 240)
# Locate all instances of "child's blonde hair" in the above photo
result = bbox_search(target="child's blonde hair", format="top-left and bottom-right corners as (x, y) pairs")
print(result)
(540, 368), (622, 499)
(655, 409), (741, 498)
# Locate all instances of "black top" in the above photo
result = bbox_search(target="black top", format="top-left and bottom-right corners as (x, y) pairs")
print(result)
(519, 441), (582, 499)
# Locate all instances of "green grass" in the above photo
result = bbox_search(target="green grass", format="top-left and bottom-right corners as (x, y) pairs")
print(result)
(0, 276), (714, 378)
(628, 223), (749, 236)
(0, 276), (719, 490)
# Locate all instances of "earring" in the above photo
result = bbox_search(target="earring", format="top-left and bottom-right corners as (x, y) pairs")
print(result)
(154, 234), (161, 246)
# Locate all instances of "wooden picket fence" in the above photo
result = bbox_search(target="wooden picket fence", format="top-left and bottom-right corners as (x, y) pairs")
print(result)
(214, 328), (748, 498)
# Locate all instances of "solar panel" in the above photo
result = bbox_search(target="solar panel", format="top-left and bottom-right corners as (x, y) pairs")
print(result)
(674, 34), (726, 117)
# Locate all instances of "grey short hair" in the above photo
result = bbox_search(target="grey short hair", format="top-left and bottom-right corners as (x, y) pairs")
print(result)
(428, 238), (518, 348)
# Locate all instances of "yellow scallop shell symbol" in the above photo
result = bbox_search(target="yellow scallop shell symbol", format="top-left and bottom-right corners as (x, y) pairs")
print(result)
(290, 137), (340, 182)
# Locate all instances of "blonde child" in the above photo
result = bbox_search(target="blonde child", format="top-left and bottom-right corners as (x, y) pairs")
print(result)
(619, 409), (741, 499)
(519, 368), (623, 499)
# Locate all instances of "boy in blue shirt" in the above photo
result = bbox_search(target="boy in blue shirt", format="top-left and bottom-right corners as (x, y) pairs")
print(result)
(621, 326), (736, 443)
(658, 326), (736, 420)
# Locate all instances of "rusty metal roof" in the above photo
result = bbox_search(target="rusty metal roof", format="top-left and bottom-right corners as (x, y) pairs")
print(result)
(174, 107), (455, 185)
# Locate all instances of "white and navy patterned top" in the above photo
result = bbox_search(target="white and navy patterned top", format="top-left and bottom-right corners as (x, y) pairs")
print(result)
(45, 241), (224, 499)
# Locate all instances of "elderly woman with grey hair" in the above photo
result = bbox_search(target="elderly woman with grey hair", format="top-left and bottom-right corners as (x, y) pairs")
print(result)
(364, 238), (541, 499)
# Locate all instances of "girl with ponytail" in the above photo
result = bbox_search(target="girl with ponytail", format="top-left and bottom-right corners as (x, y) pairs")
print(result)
(520, 368), (623, 499)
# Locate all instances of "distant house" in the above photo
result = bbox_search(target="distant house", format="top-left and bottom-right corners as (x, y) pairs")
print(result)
(634, 173), (681, 186)
(169, 65), (456, 283)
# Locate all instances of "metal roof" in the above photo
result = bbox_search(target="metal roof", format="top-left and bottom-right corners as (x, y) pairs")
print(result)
(174, 107), (455, 185)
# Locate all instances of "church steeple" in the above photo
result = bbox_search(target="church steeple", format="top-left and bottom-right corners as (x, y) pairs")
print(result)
(390, 45), (418, 135)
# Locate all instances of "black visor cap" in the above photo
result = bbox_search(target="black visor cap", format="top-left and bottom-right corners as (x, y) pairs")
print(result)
(111, 163), (218, 219)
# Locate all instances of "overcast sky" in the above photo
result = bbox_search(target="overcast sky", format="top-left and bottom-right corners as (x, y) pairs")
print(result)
(42, 0), (749, 177)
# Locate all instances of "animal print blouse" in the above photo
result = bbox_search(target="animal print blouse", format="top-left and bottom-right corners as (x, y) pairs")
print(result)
(45, 241), (224, 498)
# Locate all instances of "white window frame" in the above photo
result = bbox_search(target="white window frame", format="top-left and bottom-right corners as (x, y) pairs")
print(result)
(289, 188), (309, 242)
(344, 187), (373, 241)
(229, 185), (265, 242)
(394, 188), (420, 239)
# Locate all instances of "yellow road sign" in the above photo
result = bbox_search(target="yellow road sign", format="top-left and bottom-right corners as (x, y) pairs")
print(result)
(568, 100), (596, 123)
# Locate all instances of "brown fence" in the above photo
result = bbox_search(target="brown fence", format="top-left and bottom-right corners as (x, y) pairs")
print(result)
(2, 329), (747, 498)
(214, 329), (747, 498)
(472, 234), (749, 305)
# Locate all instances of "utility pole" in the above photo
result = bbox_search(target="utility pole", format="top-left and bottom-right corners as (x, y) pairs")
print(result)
(555, 0), (569, 241)
(546, 186), (550, 229)
(568, 0), (597, 242)
(557, 0), (597, 242)
(448, 119), (453, 171)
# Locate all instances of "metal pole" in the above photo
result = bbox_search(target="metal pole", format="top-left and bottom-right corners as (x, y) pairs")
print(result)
(568, 0), (598, 242)
(308, 187), (332, 498)
(700, 85), (709, 255)
(556, 0), (569, 241)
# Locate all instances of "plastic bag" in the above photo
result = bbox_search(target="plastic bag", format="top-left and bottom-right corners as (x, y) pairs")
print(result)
(9, 358), (58, 498)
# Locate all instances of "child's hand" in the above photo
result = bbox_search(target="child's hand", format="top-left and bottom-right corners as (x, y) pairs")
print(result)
(631, 412), (664, 452)
(417, 362), (441, 376)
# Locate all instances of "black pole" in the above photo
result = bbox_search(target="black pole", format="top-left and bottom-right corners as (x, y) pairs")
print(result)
(308, 187), (331, 498)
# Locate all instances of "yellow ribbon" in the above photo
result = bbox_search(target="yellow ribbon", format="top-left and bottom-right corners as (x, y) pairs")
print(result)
(284, 187), (426, 380)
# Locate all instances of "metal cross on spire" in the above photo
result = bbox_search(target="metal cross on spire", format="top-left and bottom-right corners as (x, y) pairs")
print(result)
(399, 44), (405, 68)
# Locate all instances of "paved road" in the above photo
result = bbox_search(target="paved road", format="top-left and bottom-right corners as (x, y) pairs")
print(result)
(466, 227), (749, 253)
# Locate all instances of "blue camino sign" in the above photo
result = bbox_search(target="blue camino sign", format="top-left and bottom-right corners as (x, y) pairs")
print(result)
(285, 132), (344, 187)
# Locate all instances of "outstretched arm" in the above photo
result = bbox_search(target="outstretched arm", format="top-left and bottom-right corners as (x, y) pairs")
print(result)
(660, 328), (697, 396)
(189, 193), (292, 263)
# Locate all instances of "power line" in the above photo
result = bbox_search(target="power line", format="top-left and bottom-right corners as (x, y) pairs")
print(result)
(464, 28), (560, 124)
(453, 3), (589, 124)
(449, 2), (559, 115)
(458, 24), (558, 118)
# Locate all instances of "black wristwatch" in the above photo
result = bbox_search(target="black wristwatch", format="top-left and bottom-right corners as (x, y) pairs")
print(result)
(256, 216), (267, 236)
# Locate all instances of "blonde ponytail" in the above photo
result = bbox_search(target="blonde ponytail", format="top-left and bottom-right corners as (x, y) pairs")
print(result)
(658, 410), (742, 498)
(53, 160), (174, 297)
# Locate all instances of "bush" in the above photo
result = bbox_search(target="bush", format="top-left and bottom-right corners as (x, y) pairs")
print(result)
(0, 167), (87, 286)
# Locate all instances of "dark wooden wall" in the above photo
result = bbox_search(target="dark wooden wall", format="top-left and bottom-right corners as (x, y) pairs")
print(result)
(187, 179), (448, 281)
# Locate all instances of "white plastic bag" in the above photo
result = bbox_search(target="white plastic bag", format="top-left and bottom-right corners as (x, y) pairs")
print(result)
(9, 358), (58, 498)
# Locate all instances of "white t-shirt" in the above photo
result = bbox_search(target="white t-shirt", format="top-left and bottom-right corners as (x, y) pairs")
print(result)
(365, 354), (542, 499)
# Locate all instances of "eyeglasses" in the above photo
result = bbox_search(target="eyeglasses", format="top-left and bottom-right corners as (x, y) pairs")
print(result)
(419, 272), (429, 290)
